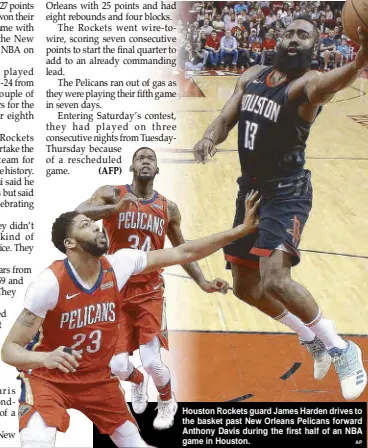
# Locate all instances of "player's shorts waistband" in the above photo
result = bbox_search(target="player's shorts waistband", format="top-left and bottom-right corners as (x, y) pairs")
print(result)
(238, 169), (309, 192)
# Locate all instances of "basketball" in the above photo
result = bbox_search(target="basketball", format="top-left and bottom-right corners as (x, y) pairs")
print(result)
(342, 0), (368, 43)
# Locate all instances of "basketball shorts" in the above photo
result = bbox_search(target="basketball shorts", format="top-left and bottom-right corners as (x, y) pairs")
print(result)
(115, 275), (168, 354)
(17, 368), (137, 435)
(224, 169), (313, 268)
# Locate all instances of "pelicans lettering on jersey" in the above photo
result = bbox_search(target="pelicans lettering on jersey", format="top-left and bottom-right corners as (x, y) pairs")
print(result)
(103, 184), (170, 352)
(19, 256), (138, 435)
(25, 257), (120, 382)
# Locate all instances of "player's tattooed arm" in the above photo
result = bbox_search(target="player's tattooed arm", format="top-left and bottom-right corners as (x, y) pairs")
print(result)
(194, 65), (265, 163)
(167, 201), (229, 294)
(75, 185), (124, 221)
(1, 309), (81, 373)
(1, 309), (47, 370)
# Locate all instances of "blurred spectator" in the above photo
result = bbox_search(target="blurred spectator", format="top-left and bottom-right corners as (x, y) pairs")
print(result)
(311, 6), (321, 21)
(261, 31), (277, 65)
(220, 29), (238, 68)
(188, 22), (200, 44)
(281, 8), (293, 27)
(265, 8), (277, 27)
(334, 25), (342, 40)
(232, 18), (247, 34)
(185, 42), (208, 70)
(249, 27), (258, 44)
(317, 15), (328, 34)
(320, 29), (337, 70)
(201, 18), (214, 35)
(212, 13), (225, 31)
(225, 13), (237, 30)
(234, 1), (248, 14)
(199, 30), (208, 48)
(205, 30), (221, 67)
(250, 36), (263, 64)
(336, 38), (350, 67)
(197, 7), (206, 26)
(238, 29), (252, 68)
(325, 4), (334, 21)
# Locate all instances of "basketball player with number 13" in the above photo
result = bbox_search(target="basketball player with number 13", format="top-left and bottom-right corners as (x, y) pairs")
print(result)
(194, 5), (368, 401)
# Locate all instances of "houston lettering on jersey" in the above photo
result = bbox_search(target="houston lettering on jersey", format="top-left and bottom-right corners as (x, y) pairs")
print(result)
(118, 211), (165, 236)
(60, 302), (116, 330)
(241, 94), (281, 123)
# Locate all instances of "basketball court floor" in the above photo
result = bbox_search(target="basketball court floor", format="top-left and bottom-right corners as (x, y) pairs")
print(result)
(138, 70), (368, 403)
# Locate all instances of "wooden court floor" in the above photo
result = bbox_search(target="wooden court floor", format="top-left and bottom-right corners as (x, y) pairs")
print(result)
(148, 71), (368, 402)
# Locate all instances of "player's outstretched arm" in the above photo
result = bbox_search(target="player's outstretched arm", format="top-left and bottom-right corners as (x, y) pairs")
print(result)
(1, 309), (82, 372)
(75, 185), (140, 221)
(194, 65), (264, 163)
(166, 200), (229, 293)
(143, 191), (260, 274)
(291, 27), (368, 106)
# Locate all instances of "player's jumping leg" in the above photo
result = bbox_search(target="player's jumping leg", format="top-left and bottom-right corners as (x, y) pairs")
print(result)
(139, 336), (177, 430)
(232, 263), (331, 380)
(110, 420), (156, 448)
(20, 412), (57, 448)
(110, 352), (146, 386)
(260, 250), (367, 400)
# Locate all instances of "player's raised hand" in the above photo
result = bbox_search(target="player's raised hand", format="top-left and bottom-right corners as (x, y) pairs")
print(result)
(43, 346), (82, 373)
(194, 138), (218, 163)
(356, 27), (368, 70)
(115, 193), (140, 213)
(200, 278), (230, 294)
(241, 190), (261, 234)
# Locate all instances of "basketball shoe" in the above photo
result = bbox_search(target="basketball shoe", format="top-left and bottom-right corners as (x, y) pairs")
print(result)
(300, 336), (332, 380)
(329, 340), (367, 400)
(131, 366), (149, 414)
(153, 393), (178, 430)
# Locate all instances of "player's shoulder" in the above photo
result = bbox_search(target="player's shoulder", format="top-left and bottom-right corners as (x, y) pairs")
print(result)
(27, 267), (59, 296)
(237, 65), (268, 90)
(92, 184), (121, 198)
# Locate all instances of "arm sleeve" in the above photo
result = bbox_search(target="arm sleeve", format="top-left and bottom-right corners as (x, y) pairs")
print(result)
(106, 249), (148, 291)
(23, 269), (59, 318)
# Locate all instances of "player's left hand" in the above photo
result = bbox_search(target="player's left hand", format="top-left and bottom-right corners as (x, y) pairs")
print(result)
(355, 27), (368, 70)
(200, 278), (229, 294)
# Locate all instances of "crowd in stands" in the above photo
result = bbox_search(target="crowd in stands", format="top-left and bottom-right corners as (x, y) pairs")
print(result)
(177, 1), (356, 71)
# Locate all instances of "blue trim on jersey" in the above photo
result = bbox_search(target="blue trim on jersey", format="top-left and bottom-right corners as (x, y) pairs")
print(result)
(64, 258), (103, 294)
(18, 376), (26, 403)
(25, 331), (40, 351)
(126, 184), (158, 204)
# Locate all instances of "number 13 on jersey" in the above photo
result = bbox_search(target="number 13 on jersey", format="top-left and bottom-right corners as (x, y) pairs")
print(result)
(244, 121), (258, 151)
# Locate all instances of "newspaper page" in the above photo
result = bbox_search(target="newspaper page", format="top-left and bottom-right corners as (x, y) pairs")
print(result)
(0, 1), (367, 447)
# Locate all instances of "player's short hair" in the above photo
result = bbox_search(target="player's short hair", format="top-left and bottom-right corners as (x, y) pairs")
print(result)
(52, 211), (79, 254)
(291, 16), (320, 44)
(132, 147), (157, 162)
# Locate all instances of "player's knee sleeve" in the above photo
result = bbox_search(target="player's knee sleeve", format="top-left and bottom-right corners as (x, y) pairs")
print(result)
(140, 337), (170, 386)
(110, 353), (133, 380)
(20, 412), (56, 448)
(110, 420), (149, 447)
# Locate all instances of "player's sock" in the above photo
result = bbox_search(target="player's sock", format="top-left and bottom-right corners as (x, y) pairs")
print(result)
(156, 380), (172, 401)
(306, 309), (348, 350)
(127, 367), (144, 385)
(274, 309), (315, 342)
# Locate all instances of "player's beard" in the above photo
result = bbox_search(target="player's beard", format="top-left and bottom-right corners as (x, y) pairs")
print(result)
(77, 237), (108, 257)
(274, 46), (314, 77)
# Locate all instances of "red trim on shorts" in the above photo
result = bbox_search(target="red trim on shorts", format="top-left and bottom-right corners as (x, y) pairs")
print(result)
(249, 247), (273, 257)
(225, 255), (259, 269)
